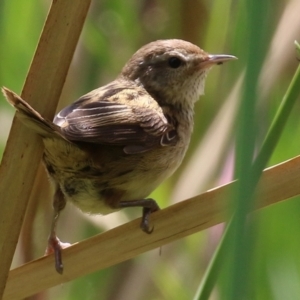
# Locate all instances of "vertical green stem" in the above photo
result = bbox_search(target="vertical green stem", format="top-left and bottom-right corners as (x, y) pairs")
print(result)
(194, 54), (300, 300)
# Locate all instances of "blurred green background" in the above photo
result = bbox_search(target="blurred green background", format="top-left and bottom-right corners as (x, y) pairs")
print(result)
(1, 0), (300, 299)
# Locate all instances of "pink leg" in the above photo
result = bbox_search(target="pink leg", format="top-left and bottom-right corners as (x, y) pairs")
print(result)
(45, 188), (67, 274)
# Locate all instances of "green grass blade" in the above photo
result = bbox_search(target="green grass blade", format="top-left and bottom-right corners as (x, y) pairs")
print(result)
(194, 43), (300, 300)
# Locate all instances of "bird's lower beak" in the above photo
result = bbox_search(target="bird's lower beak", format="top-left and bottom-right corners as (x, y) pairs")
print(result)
(201, 54), (237, 68)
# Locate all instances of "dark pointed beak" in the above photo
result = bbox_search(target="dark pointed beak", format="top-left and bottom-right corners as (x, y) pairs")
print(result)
(201, 54), (237, 68)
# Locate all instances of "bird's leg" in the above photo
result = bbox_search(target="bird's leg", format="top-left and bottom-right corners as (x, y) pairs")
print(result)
(45, 188), (67, 274)
(118, 199), (160, 233)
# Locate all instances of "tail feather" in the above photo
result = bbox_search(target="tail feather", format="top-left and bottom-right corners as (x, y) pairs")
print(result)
(2, 87), (65, 140)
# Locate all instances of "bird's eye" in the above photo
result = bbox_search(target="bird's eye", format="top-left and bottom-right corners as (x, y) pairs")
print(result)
(168, 57), (182, 68)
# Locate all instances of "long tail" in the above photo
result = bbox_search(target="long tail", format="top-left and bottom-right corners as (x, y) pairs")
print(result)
(2, 87), (65, 140)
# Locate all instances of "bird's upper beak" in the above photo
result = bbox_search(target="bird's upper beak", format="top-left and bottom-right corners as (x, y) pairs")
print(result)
(200, 54), (237, 68)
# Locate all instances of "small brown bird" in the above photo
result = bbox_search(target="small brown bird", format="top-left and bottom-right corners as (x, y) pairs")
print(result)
(2, 39), (236, 274)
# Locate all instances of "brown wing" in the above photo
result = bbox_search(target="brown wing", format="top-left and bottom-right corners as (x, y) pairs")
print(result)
(54, 81), (178, 154)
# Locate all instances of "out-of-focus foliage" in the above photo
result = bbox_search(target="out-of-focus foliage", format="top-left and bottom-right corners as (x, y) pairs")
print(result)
(1, 0), (300, 299)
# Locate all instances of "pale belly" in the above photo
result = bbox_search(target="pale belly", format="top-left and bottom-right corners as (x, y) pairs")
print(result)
(43, 137), (188, 215)
(63, 170), (171, 215)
